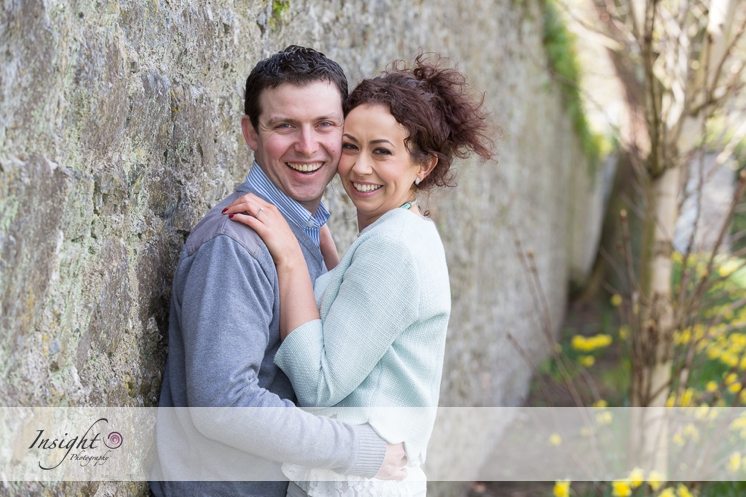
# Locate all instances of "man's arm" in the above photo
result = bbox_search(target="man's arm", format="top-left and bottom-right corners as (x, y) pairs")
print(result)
(178, 234), (385, 475)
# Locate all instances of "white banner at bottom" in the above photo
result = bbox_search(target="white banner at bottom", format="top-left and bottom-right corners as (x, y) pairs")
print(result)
(2, 407), (746, 482)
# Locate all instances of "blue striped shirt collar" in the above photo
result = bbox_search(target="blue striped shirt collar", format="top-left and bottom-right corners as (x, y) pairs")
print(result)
(240, 163), (330, 246)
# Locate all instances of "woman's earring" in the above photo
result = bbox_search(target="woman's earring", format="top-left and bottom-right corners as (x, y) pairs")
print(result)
(414, 177), (422, 186)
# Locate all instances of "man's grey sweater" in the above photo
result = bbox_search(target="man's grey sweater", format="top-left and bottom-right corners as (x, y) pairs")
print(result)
(150, 178), (385, 497)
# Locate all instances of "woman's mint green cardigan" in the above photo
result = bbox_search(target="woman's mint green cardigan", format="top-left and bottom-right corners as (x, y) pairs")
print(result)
(274, 207), (451, 466)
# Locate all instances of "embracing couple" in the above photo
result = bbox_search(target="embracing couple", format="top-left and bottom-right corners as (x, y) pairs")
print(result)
(150, 45), (492, 497)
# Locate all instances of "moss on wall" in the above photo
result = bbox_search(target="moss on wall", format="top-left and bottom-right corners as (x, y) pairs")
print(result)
(540, 0), (607, 166)
(270, 0), (291, 29)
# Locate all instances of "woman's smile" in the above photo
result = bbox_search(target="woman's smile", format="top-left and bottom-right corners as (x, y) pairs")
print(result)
(339, 103), (424, 229)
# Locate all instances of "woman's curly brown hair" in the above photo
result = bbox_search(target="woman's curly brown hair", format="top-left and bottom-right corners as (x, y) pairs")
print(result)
(344, 54), (494, 190)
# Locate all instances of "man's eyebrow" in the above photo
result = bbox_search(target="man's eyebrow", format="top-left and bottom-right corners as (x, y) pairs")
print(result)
(264, 116), (296, 125)
(263, 115), (342, 126)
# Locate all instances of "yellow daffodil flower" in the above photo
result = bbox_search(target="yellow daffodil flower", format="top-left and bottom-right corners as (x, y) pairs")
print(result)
(658, 487), (675, 497)
(647, 469), (665, 490)
(579, 355), (595, 367)
(619, 325), (629, 340)
(677, 483), (693, 497)
(628, 467), (644, 488)
(611, 480), (632, 497)
(728, 452), (742, 473)
(553, 480), (571, 497)
(571, 334), (613, 352)
(596, 411), (613, 425)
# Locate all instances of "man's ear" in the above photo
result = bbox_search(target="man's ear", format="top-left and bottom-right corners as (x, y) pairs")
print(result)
(241, 116), (259, 152)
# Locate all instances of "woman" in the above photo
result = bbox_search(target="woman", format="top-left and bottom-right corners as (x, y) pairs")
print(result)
(225, 55), (493, 496)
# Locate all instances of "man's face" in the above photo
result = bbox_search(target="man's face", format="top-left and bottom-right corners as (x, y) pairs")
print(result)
(242, 81), (344, 212)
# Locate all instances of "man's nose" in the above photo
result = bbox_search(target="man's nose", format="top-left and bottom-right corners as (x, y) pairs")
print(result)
(295, 127), (319, 156)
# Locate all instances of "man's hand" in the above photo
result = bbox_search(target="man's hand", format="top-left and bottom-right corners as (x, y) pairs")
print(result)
(374, 442), (407, 480)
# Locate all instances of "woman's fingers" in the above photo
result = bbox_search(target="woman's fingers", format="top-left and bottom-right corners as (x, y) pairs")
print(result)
(223, 193), (272, 216)
(228, 212), (265, 233)
(224, 194), (283, 232)
(227, 205), (268, 226)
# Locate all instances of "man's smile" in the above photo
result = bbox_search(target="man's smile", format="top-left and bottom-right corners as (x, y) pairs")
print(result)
(286, 161), (324, 173)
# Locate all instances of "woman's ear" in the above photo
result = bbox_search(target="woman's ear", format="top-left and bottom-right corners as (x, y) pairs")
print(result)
(417, 154), (438, 184)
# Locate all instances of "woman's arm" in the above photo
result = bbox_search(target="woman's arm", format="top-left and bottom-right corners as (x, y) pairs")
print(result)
(274, 234), (421, 407)
(224, 193), (319, 338)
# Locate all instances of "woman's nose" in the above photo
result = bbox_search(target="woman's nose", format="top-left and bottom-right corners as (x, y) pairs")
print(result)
(352, 154), (373, 174)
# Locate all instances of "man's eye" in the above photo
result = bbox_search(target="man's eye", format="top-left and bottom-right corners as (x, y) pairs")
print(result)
(275, 123), (293, 129)
(318, 121), (337, 128)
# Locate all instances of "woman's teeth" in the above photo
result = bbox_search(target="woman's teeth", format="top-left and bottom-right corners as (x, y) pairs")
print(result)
(353, 183), (382, 193)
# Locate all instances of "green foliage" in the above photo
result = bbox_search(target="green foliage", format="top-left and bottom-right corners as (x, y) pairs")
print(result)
(540, 0), (608, 168)
(700, 481), (746, 497)
(668, 254), (746, 403)
(270, 0), (290, 29)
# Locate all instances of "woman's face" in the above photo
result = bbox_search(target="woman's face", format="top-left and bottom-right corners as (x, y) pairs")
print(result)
(339, 104), (424, 230)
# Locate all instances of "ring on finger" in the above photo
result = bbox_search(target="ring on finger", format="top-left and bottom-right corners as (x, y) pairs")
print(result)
(256, 207), (264, 217)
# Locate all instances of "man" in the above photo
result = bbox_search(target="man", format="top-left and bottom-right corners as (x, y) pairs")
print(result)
(150, 46), (404, 497)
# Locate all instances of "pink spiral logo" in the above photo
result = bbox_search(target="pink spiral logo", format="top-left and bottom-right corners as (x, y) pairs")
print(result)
(104, 431), (123, 449)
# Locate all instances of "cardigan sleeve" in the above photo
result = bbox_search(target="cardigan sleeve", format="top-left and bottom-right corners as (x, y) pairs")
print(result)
(274, 233), (420, 407)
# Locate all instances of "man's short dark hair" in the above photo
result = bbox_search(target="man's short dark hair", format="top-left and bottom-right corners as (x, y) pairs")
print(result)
(244, 45), (348, 129)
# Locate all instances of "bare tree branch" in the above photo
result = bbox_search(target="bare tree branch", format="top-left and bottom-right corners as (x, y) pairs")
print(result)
(707, 1), (745, 91)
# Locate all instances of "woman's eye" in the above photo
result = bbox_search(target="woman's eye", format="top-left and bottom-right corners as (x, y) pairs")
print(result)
(342, 142), (358, 151)
(373, 148), (392, 155)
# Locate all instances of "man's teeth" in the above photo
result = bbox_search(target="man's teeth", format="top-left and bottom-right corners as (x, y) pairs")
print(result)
(353, 183), (382, 193)
(287, 162), (323, 173)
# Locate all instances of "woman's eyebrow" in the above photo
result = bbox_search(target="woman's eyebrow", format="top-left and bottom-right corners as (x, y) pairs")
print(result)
(342, 133), (359, 142)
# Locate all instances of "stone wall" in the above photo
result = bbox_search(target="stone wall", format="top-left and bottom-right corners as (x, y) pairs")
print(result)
(0, 0), (603, 494)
